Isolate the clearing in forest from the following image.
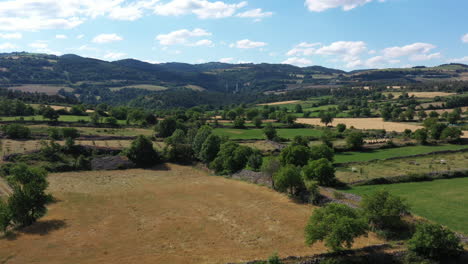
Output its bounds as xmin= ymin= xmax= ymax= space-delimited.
xmin=0 ymin=164 xmax=382 ymax=264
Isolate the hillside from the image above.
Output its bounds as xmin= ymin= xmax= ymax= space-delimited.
xmin=0 ymin=52 xmax=467 ymax=108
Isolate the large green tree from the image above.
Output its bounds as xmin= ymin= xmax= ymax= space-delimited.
xmin=126 ymin=135 xmax=160 ymax=167
xmin=305 ymin=203 xmax=368 ymax=252
xmin=361 ymin=190 xmax=409 ymax=230
xmin=301 ymin=158 xmax=335 ymax=186
xmin=273 ymin=165 xmax=302 ymax=195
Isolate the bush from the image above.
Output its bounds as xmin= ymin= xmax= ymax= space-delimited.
xmin=361 ymin=190 xmax=409 ymax=230
xmin=305 ymin=203 xmax=368 ymax=251
xmin=267 ymin=253 xmax=283 ymax=264
xmin=310 ymin=144 xmax=334 ymax=162
xmin=247 ymin=150 xmax=263 ymax=171
xmin=199 ymin=134 xmax=221 ymax=163
xmin=233 ymin=117 xmax=246 ymax=129
xmin=62 ymin=128 xmax=80 ymax=139
xmin=0 ymin=199 xmax=11 ymax=233
xmin=125 ymin=135 xmax=160 ymax=168
xmin=273 ymin=164 xmax=302 ymax=194
xmin=48 ymin=127 xmax=62 ymax=140
xmin=253 ymin=116 xmax=263 ymax=128
xmin=336 ymin=123 xmax=346 ymax=133
xmin=408 ymin=222 xmax=463 ymax=260
xmin=211 ymin=141 xmax=253 ymax=175
xmin=2 ymin=124 xmax=31 ymax=139
xmin=414 ymin=129 xmax=428 ymax=145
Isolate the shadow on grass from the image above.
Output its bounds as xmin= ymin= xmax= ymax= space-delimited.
xmin=21 ymin=219 xmax=67 ymax=236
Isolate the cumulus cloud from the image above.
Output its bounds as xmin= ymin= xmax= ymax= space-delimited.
xmin=92 ymin=33 xmax=123 ymax=44
xmin=462 ymin=33 xmax=468 ymax=43
xmin=0 ymin=32 xmax=22 ymax=39
xmin=29 ymin=41 xmax=48 ymax=49
xmin=282 ymin=57 xmax=312 ymax=67
xmin=156 ymin=28 xmax=212 ymax=46
xmin=0 ymin=0 xmax=160 ymax=31
xmin=230 ymin=39 xmax=267 ymax=49
xmin=382 ymin=43 xmax=440 ymax=61
xmin=236 ymin=8 xmax=273 ymax=20
xmin=449 ymin=56 xmax=468 ymax=64
xmin=305 ymin=0 xmax=386 ymax=12
xmin=0 ymin=42 xmax=17 ymax=50
xmin=153 ymin=0 xmax=247 ymax=19
xmin=103 ymin=52 xmax=127 ymax=60
xmin=286 ymin=42 xmax=321 ymax=56
xmin=189 ymin=39 xmax=214 ymax=47
xmin=315 ymin=41 xmax=367 ymax=57
xmin=55 ymin=34 xmax=67 ymax=39
xmin=219 ymin=57 xmax=234 ymax=63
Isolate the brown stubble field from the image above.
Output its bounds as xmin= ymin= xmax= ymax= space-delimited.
xmin=0 ymin=164 xmax=383 ymax=264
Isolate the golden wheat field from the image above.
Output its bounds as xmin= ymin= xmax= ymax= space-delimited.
xmin=296 ymin=118 xmax=423 ymax=133
xmin=0 ymin=164 xmax=383 ymax=264
xmin=257 ymin=100 xmax=301 ymax=106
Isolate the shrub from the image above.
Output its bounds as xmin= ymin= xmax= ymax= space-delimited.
xmin=48 ymin=127 xmax=62 ymax=140
xmin=0 ymin=199 xmax=11 ymax=233
xmin=310 ymin=144 xmax=334 ymax=162
xmin=414 ymin=129 xmax=428 ymax=145
xmin=440 ymin=127 xmax=462 ymax=142
xmin=155 ymin=117 xmax=178 ymax=138
xmin=126 ymin=135 xmax=160 ymax=168
xmin=247 ymin=150 xmax=263 ymax=171
xmin=291 ymin=135 xmax=309 ymax=147
xmin=305 ymin=203 xmax=368 ymax=251
xmin=233 ymin=117 xmax=246 ymax=129
xmin=62 ymin=128 xmax=80 ymax=139
xmin=253 ymin=116 xmax=263 ymax=128
xmin=2 ymin=124 xmax=31 ymax=139
xmin=267 ymin=253 xmax=283 ymax=264
xmin=336 ymin=123 xmax=346 ymax=133
xmin=211 ymin=141 xmax=253 ymax=174
xmin=408 ymin=222 xmax=463 ymax=260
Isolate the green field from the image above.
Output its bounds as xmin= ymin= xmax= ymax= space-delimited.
xmin=213 ymin=128 xmax=323 ymax=140
xmin=336 ymin=152 xmax=468 ymax=183
xmin=335 ymin=144 xmax=468 ymax=163
xmin=346 ymin=177 xmax=468 ymax=234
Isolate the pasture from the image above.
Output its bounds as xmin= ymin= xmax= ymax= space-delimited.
xmin=257 ymin=100 xmax=301 ymax=106
xmin=347 ymin=177 xmax=468 ymax=234
xmin=336 ymin=152 xmax=468 ymax=183
xmin=0 ymin=165 xmax=383 ymax=264
xmin=335 ymin=144 xmax=468 ymax=164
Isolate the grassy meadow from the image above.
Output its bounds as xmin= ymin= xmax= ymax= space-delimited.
xmin=346 ymin=177 xmax=468 ymax=234
xmin=213 ymin=128 xmax=323 ymax=140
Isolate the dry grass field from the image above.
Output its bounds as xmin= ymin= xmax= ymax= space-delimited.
xmin=296 ymin=118 xmax=423 ymax=133
xmin=424 ymin=107 xmax=468 ymax=114
xmin=385 ymin=92 xmax=456 ymax=98
xmin=257 ymin=100 xmax=301 ymax=106
xmin=7 ymin=85 xmax=73 ymax=95
xmin=0 ymin=165 xmax=383 ymax=264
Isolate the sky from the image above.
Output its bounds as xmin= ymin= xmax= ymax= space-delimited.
xmin=0 ymin=0 xmax=467 ymax=70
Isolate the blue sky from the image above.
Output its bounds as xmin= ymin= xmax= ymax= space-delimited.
xmin=0 ymin=0 xmax=467 ymax=70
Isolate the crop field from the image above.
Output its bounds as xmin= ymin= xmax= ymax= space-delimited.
xmin=336 ymin=152 xmax=468 ymax=183
xmin=296 ymin=118 xmax=422 ymax=133
xmin=213 ymin=128 xmax=323 ymax=140
xmin=0 ymin=165 xmax=383 ymax=264
xmin=7 ymin=84 xmax=73 ymax=95
xmin=384 ymin=92 xmax=456 ymax=98
xmin=346 ymin=177 xmax=468 ymax=234
xmin=424 ymin=106 xmax=468 ymax=114
xmin=335 ymin=144 xmax=468 ymax=163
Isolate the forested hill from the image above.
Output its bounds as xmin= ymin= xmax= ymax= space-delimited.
xmin=0 ymin=52 xmax=467 ymax=108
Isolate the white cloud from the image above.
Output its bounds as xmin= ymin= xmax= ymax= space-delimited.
xmin=92 ymin=33 xmax=123 ymax=44
xmin=305 ymin=0 xmax=385 ymax=12
xmin=410 ymin=52 xmax=442 ymax=61
xmin=103 ymin=52 xmax=127 ymax=60
xmin=219 ymin=57 xmax=234 ymax=63
xmin=462 ymin=34 xmax=468 ymax=44
xmin=286 ymin=42 xmax=321 ymax=56
xmin=76 ymin=34 xmax=85 ymax=39
xmin=316 ymin=41 xmax=367 ymax=57
xmin=236 ymin=8 xmax=273 ymax=19
xmin=0 ymin=32 xmax=22 ymax=39
xmin=156 ymin=28 xmax=211 ymax=46
xmin=29 ymin=41 xmax=48 ymax=49
xmin=189 ymin=39 xmax=214 ymax=47
xmin=0 ymin=0 xmax=160 ymax=31
xmin=56 ymin=34 xmax=67 ymax=39
xmin=449 ymin=56 xmax=468 ymax=64
xmin=382 ymin=43 xmax=435 ymax=58
xmin=153 ymin=0 xmax=247 ymax=19
xmin=230 ymin=39 xmax=267 ymax=49
xmin=282 ymin=57 xmax=312 ymax=67
xmin=0 ymin=42 xmax=17 ymax=50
